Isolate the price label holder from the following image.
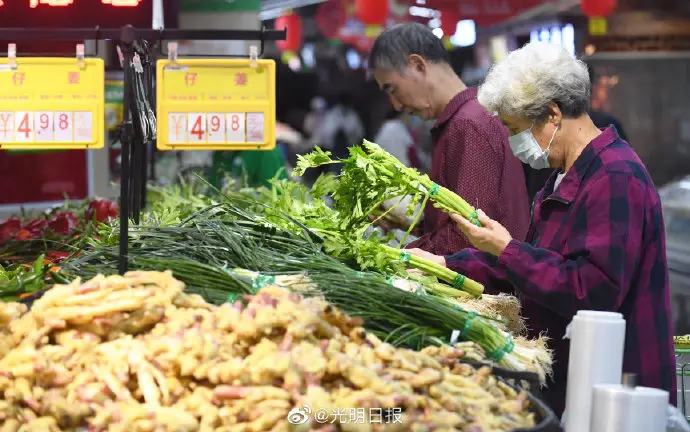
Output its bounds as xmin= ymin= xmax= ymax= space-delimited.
xmin=0 ymin=46 xmax=105 ymax=150
xmin=156 ymin=52 xmax=276 ymax=151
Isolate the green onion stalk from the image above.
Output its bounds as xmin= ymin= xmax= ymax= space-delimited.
xmin=233 ymin=178 xmax=485 ymax=297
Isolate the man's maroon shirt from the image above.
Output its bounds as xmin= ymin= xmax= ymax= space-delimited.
xmin=408 ymin=88 xmax=530 ymax=255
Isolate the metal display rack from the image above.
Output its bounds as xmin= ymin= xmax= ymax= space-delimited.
xmin=677 ymin=346 xmax=690 ymax=421
xmin=0 ymin=25 xmax=287 ymax=275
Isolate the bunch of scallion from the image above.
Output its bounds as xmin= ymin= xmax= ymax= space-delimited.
xmin=227 ymin=177 xmax=483 ymax=297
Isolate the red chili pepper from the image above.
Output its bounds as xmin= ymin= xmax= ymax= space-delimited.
xmin=45 ymin=250 xmax=71 ymax=263
xmin=15 ymin=229 xmax=34 ymax=241
xmin=86 ymin=199 xmax=119 ymax=223
xmin=24 ymin=219 xmax=48 ymax=236
xmin=0 ymin=217 xmax=22 ymax=242
xmin=47 ymin=211 xmax=79 ymax=236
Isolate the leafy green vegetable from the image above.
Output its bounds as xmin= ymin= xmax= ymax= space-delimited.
xmin=295 ymin=140 xmax=484 ymax=234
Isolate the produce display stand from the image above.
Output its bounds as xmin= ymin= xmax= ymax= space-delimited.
xmin=676 ymin=340 xmax=690 ymax=421
xmin=0 ymin=25 xmax=286 ymax=275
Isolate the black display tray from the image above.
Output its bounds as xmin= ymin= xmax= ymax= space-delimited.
xmin=460 ymin=359 xmax=563 ymax=432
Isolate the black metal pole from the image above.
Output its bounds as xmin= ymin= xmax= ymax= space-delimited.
xmin=0 ymin=27 xmax=287 ymax=42
xmin=141 ymin=49 xmax=154 ymax=208
xmin=117 ymin=26 xmax=136 ymax=275
xmin=149 ymin=54 xmax=157 ymax=182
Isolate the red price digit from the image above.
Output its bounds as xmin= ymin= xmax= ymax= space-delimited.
xmin=210 ymin=115 xmax=221 ymax=132
xmin=190 ymin=116 xmax=204 ymax=140
xmin=58 ymin=113 xmax=69 ymax=130
xmin=17 ymin=113 xmax=31 ymax=138
xmin=39 ymin=113 xmax=50 ymax=129
xmin=230 ymin=115 xmax=240 ymax=132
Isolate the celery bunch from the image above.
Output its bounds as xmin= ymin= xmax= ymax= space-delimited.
xmin=294 ymin=140 xmax=483 ymax=236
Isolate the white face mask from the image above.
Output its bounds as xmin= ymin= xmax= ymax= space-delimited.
xmin=509 ymin=122 xmax=560 ymax=170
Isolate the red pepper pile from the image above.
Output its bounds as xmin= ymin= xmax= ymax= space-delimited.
xmin=0 ymin=199 xmax=118 ymax=244
xmin=86 ymin=199 xmax=119 ymax=224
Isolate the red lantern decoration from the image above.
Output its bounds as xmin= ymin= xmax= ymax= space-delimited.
xmin=355 ymin=0 xmax=388 ymax=25
xmin=440 ymin=9 xmax=461 ymax=37
xmin=274 ymin=12 xmax=302 ymax=52
xmin=580 ymin=0 xmax=617 ymax=17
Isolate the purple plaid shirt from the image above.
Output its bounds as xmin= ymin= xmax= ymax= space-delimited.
xmin=445 ymin=127 xmax=676 ymax=415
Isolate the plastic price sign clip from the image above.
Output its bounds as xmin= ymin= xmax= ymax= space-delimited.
xmin=0 ymin=56 xmax=105 ymax=150
xmin=165 ymin=42 xmax=185 ymax=71
xmin=168 ymin=42 xmax=178 ymax=64
xmin=76 ymin=44 xmax=85 ymax=69
xmin=249 ymin=45 xmax=258 ymax=69
xmin=156 ymin=57 xmax=276 ymax=152
xmin=7 ymin=44 xmax=17 ymax=70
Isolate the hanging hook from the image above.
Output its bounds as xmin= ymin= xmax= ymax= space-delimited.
xmin=116 ymin=45 xmax=125 ymax=68
xmin=8 ymin=43 xmax=17 ymax=70
xmin=76 ymin=43 xmax=86 ymax=69
xmin=133 ymin=52 xmax=144 ymax=74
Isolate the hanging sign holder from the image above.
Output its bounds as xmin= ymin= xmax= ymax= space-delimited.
xmin=0 ymin=25 xmax=287 ymax=275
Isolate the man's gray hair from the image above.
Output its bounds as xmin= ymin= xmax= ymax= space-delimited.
xmin=478 ymin=42 xmax=591 ymax=120
xmin=369 ymin=22 xmax=449 ymax=73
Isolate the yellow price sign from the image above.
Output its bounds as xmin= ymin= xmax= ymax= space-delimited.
xmin=156 ymin=58 xmax=276 ymax=151
xmin=0 ymin=57 xmax=105 ymax=150
xmin=675 ymin=335 xmax=690 ymax=347
xmin=588 ymin=17 xmax=608 ymax=36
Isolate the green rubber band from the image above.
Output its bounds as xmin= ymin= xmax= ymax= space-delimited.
xmin=453 ymin=274 xmax=466 ymax=288
xmin=429 ymin=183 xmax=440 ymax=196
xmin=226 ymin=292 xmax=238 ymax=303
xmin=488 ymin=335 xmax=516 ymax=362
xmin=460 ymin=311 xmax=477 ymax=337
xmin=386 ymin=276 xmax=394 ymax=285
xmin=356 ymin=271 xmax=365 ymax=278
xmin=399 ymin=251 xmax=411 ymax=263
xmin=252 ymin=274 xmax=276 ymax=292
xmin=415 ymin=286 xmax=425 ymax=296
xmin=469 ymin=210 xmax=481 ymax=227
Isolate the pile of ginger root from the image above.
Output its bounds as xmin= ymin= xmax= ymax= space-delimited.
xmin=0 ymin=270 xmax=537 ymax=432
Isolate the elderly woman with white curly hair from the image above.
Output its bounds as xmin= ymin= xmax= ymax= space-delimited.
xmin=407 ymin=42 xmax=676 ymax=415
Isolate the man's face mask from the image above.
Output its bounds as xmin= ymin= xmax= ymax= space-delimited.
xmin=509 ymin=122 xmax=560 ymax=170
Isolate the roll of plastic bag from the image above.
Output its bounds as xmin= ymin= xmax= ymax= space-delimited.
xmin=591 ymin=385 xmax=670 ymax=432
xmin=562 ymin=311 xmax=626 ymax=432
xmin=630 ymin=387 xmax=668 ymax=432
xmin=667 ymin=404 xmax=690 ymax=432
xmin=590 ymin=384 xmax=633 ymax=432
